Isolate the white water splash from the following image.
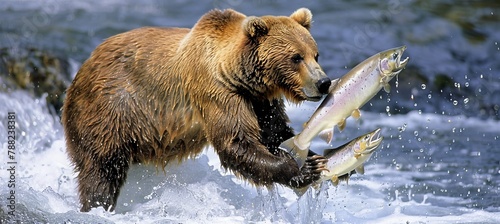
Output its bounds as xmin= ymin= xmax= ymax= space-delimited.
xmin=1 ymin=91 xmax=499 ymax=223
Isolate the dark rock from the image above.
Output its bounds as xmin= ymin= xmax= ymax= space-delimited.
xmin=0 ymin=47 xmax=73 ymax=114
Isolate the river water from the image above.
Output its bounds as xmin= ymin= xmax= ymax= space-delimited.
xmin=0 ymin=0 xmax=499 ymax=223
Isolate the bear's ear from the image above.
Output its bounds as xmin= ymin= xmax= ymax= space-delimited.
xmin=290 ymin=8 xmax=312 ymax=30
xmin=243 ymin=16 xmax=269 ymax=39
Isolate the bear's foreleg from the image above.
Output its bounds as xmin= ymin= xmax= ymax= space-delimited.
xmin=214 ymin=138 xmax=326 ymax=188
xmin=252 ymin=99 xmax=329 ymax=187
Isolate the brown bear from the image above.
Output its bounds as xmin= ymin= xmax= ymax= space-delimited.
xmin=62 ymin=8 xmax=332 ymax=212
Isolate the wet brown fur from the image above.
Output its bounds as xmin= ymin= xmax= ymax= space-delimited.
xmin=62 ymin=8 xmax=327 ymax=212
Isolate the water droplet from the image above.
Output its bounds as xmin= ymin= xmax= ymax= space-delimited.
xmin=428 ymin=94 xmax=432 ymax=99
xmin=421 ymin=84 xmax=426 ymax=89
xmin=414 ymin=131 xmax=419 ymax=136
xmin=454 ymin=82 xmax=461 ymax=88
xmin=453 ymin=100 xmax=458 ymax=106
xmin=465 ymin=82 xmax=469 ymax=87
xmin=386 ymin=106 xmax=390 ymax=112
xmin=463 ymin=98 xmax=469 ymax=104
xmin=398 ymin=123 xmax=407 ymax=132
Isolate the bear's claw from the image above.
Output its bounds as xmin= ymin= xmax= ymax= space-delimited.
xmin=304 ymin=155 xmax=329 ymax=173
xmin=289 ymin=154 xmax=328 ymax=188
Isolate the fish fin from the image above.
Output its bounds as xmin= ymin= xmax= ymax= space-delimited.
xmin=337 ymin=118 xmax=346 ymax=132
xmin=355 ymin=165 xmax=365 ymax=175
xmin=354 ymin=152 xmax=361 ymax=159
xmin=279 ymin=137 xmax=308 ymax=168
xmin=384 ymin=83 xmax=391 ymax=93
xmin=351 ymin=109 xmax=361 ymax=119
xmin=331 ymin=176 xmax=339 ymax=186
xmin=293 ymin=186 xmax=309 ymax=197
xmin=319 ymin=129 xmax=334 ymax=144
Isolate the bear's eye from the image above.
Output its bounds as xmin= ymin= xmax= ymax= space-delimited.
xmin=291 ymin=54 xmax=303 ymax=64
xmin=314 ymin=53 xmax=319 ymax=62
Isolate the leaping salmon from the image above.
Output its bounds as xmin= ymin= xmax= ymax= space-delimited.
xmin=280 ymin=46 xmax=409 ymax=167
xmin=320 ymin=128 xmax=383 ymax=185
xmin=294 ymin=128 xmax=383 ymax=196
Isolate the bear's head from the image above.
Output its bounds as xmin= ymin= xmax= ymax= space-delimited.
xmin=241 ymin=8 xmax=331 ymax=103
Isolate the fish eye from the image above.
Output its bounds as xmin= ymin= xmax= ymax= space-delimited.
xmin=364 ymin=134 xmax=370 ymax=141
xmin=314 ymin=53 xmax=319 ymax=62
xmin=392 ymin=52 xmax=399 ymax=60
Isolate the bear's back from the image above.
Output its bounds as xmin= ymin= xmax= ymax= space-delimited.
xmin=63 ymin=26 xmax=207 ymax=165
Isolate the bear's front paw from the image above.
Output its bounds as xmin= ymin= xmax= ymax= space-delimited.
xmin=302 ymin=154 xmax=329 ymax=177
xmin=289 ymin=155 xmax=328 ymax=188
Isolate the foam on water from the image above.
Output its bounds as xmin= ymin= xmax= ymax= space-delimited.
xmin=1 ymin=91 xmax=499 ymax=223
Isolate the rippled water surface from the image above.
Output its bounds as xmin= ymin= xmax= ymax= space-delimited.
xmin=1 ymin=1 xmax=499 ymax=223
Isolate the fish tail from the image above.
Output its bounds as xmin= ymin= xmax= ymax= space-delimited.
xmin=279 ymin=137 xmax=308 ymax=168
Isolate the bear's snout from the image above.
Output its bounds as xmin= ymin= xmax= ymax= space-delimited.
xmin=300 ymin=64 xmax=330 ymax=101
xmin=316 ymin=77 xmax=331 ymax=95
